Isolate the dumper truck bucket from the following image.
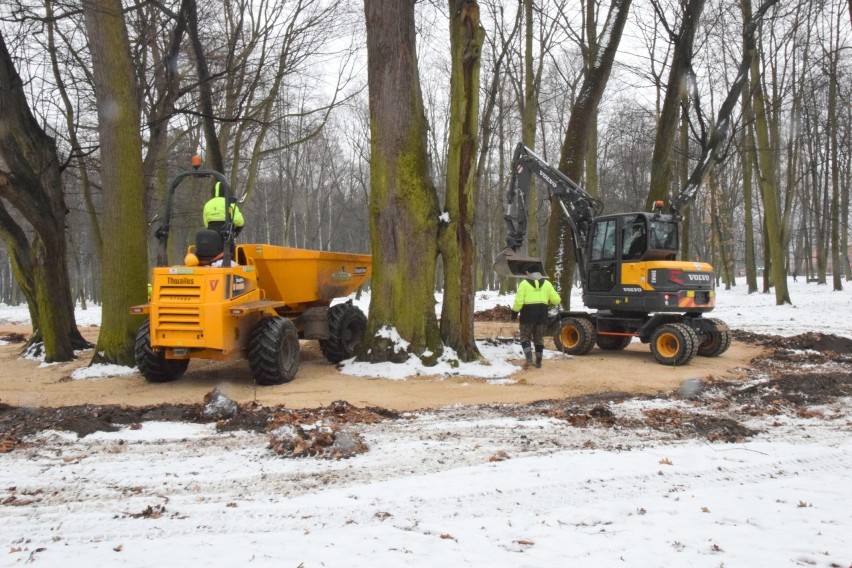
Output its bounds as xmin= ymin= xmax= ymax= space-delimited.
xmin=493 ymin=248 xmax=546 ymax=278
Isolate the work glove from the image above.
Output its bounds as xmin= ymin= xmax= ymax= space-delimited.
xmin=510 ymin=310 xmax=518 ymax=322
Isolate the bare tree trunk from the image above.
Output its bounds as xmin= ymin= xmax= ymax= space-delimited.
xmin=439 ymin=0 xmax=484 ymax=362
xmin=476 ymin=3 xmax=519 ymax=293
xmin=843 ymin=102 xmax=851 ymax=281
xmin=546 ymin=0 xmax=632 ymax=306
xmin=679 ymin=101 xmax=691 ymax=260
xmin=741 ymin=90 xmax=759 ymax=293
xmin=360 ymin=0 xmax=442 ymax=363
xmin=827 ymin=16 xmax=843 ymax=291
xmin=0 ymin=31 xmax=89 ymax=361
xmin=646 ymin=0 xmax=706 ymax=209
xmin=185 ymin=0 xmax=224 ymax=172
xmin=45 ymin=0 xmax=103 ymax=261
xmin=521 ymin=0 xmax=539 ymax=256
xmin=742 ymin=0 xmax=790 ymax=304
xmin=82 ymin=0 xmax=150 ymax=364
xmin=712 ymin=169 xmax=736 ymax=288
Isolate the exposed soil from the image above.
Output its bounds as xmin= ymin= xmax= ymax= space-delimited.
xmin=1 ymin=320 xmax=850 ymax=454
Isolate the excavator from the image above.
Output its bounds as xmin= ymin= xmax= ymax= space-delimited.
xmin=495 ymin=142 xmax=730 ymax=366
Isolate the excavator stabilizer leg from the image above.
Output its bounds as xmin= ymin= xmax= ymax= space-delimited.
xmin=493 ymin=248 xmax=546 ymax=278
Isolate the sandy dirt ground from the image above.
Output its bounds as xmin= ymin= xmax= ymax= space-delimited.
xmin=0 ymin=322 xmax=763 ymax=411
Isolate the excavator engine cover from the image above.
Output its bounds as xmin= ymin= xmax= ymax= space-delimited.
xmin=494 ymin=248 xmax=546 ymax=278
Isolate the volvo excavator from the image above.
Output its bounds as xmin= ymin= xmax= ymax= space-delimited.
xmin=495 ymin=142 xmax=731 ymax=366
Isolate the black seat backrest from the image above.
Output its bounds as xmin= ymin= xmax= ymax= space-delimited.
xmin=195 ymin=229 xmax=223 ymax=262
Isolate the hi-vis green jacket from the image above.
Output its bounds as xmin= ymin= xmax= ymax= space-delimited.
xmin=203 ymin=182 xmax=244 ymax=228
xmin=512 ymin=277 xmax=561 ymax=324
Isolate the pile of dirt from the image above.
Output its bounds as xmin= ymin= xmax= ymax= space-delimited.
xmin=0 ymin=333 xmax=26 ymax=344
xmin=641 ymin=408 xmax=757 ymax=442
xmin=732 ymin=330 xmax=852 ymax=354
xmin=0 ymin=396 xmax=398 ymax=443
xmin=731 ymin=370 xmax=852 ymax=407
xmin=529 ymin=392 xmax=759 ymax=444
xmin=474 ymin=305 xmax=513 ymax=322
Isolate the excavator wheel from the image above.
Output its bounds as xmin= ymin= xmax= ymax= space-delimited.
xmin=248 ymin=317 xmax=300 ymax=385
xmin=596 ymin=334 xmax=632 ymax=351
xmin=553 ymin=316 xmax=596 ymax=355
xmin=320 ymin=302 xmax=367 ymax=364
xmin=134 ymin=320 xmax=189 ymax=383
xmin=696 ymin=318 xmax=732 ymax=357
xmin=650 ymin=323 xmax=699 ymax=366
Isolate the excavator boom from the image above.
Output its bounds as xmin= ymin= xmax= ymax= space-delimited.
xmin=495 ymin=143 xmax=602 ymax=278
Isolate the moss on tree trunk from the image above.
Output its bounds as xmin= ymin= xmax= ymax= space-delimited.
xmin=0 ymin=33 xmax=89 ymax=362
xmin=742 ymin=0 xmax=790 ymax=305
xmin=83 ymin=0 xmax=150 ymax=365
xmin=439 ymin=0 xmax=484 ymax=362
xmin=545 ymin=0 xmax=632 ymax=306
xmin=360 ymin=0 xmax=442 ymax=363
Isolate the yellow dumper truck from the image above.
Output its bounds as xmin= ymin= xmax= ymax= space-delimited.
xmin=131 ymin=162 xmax=371 ymax=385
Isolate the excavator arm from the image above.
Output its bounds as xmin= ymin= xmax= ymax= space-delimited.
xmin=495 ymin=142 xmax=603 ymax=278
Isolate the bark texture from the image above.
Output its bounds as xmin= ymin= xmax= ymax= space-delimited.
xmin=646 ymin=0 xmax=706 ymax=210
xmin=360 ymin=0 xmax=442 ymax=362
xmin=741 ymin=0 xmax=790 ymax=304
xmin=82 ymin=0 xmax=150 ymax=364
xmin=546 ymin=0 xmax=632 ymax=306
xmin=439 ymin=0 xmax=484 ymax=362
xmin=0 ymin=31 xmax=89 ymax=361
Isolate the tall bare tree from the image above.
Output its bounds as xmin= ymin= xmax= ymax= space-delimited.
xmin=826 ymin=6 xmax=844 ymax=291
xmin=439 ymin=0 xmax=485 ymax=361
xmin=514 ymin=0 xmax=559 ymax=256
xmin=545 ymin=0 xmax=632 ymax=305
xmin=82 ymin=0 xmax=149 ymax=364
xmin=360 ymin=0 xmax=442 ymax=363
xmin=742 ymin=0 xmax=790 ymax=305
xmin=0 ymin=30 xmax=89 ymax=361
xmin=740 ymin=88 xmax=759 ymax=293
xmin=646 ymin=0 xmax=707 ymax=210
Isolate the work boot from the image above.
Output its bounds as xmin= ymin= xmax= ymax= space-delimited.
xmin=535 ymin=346 xmax=543 ymax=368
xmin=522 ymin=345 xmax=533 ymax=368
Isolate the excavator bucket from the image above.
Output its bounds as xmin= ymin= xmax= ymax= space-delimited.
xmin=494 ymin=248 xmax=546 ymax=278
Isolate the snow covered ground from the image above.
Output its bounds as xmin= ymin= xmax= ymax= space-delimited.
xmin=0 ymin=279 xmax=851 ymax=566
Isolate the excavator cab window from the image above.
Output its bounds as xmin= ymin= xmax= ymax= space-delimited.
xmin=650 ymin=220 xmax=678 ymax=251
xmin=621 ymin=215 xmax=647 ymax=261
xmin=588 ymin=218 xmax=617 ymax=291
xmin=590 ymin=218 xmax=617 ymax=262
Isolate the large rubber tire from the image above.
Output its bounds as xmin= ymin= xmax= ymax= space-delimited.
xmin=134 ymin=320 xmax=189 ymax=383
xmin=248 ymin=317 xmax=300 ymax=386
xmin=596 ymin=334 xmax=632 ymax=351
xmin=319 ymin=303 xmax=367 ymax=364
xmin=552 ymin=317 xmax=596 ymax=355
xmin=650 ymin=323 xmax=699 ymax=366
xmin=696 ymin=318 xmax=732 ymax=357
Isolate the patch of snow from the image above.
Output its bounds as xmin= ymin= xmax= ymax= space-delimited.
xmin=375 ymin=325 xmax=410 ymax=353
xmin=70 ymin=364 xmax=137 ymax=381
